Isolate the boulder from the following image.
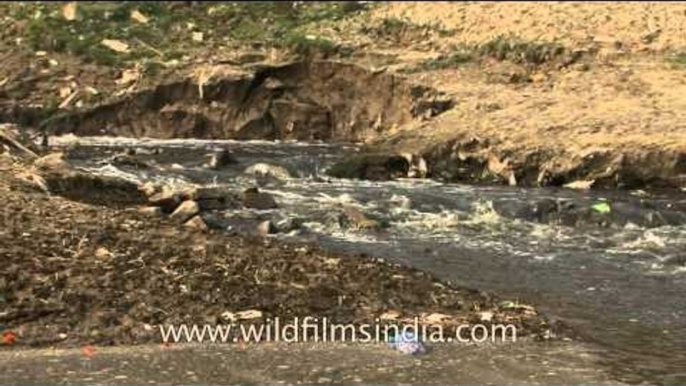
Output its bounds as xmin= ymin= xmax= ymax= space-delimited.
xmin=340 ymin=206 xmax=382 ymax=230
xmin=184 ymin=215 xmax=209 ymax=231
xmin=244 ymin=163 xmax=292 ymax=180
xmin=275 ymin=217 xmax=305 ymax=233
xmin=148 ymin=188 xmax=184 ymax=213
xmin=33 ymin=152 xmax=68 ymax=170
xmin=328 ymin=154 xmax=410 ymax=180
xmin=404 ymin=154 xmax=428 ymax=178
xmin=108 ymin=153 xmax=150 ymax=169
xmin=139 ymin=182 xmax=161 ymax=197
xmin=205 ymin=149 xmax=238 ymax=169
xmin=186 ymin=186 xmax=241 ymax=211
xmin=241 ymin=187 xmax=278 ymax=209
xmin=41 ymin=168 xmax=147 ymax=207
xmin=256 ymin=220 xmax=278 ymax=236
xmin=170 ymin=200 xmax=200 ymax=223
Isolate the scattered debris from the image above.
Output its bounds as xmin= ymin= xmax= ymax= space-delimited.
xmin=101 ymin=39 xmax=130 ymax=53
xmin=564 ymin=180 xmax=595 ymax=190
xmin=61 ymin=2 xmax=77 ymax=21
xmin=58 ymin=89 xmax=80 ymax=109
xmin=184 ymin=215 xmax=208 ymax=231
xmin=591 ymin=201 xmax=612 ymax=214
xmin=0 ymin=126 xmax=38 ymax=160
xmin=2 ymin=330 xmax=16 ymax=346
xmin=116 ymin=68 xmax=140 ymax=86
xmin=170 ymin=200 xmax=200 ymax=223
xmin=389 ymin=331 xmax=426 ymax=355
xmin=130 ymin=9 xmax=149 ymax=24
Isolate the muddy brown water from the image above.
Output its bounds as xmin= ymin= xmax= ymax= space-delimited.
xmin=44 ymin=136 xmax=686 ymax=384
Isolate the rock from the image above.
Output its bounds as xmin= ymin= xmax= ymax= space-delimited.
xmin=564 ymin=179 xmax=595 ymax=190
xmin=188 ymin=186 xmax=237 ymax=201
xmin=95 ymin=247 xmax=112 ymax=259
xmin=275 ymin=217 xmax=304 ymax=233
xmin=139 ymin=182 xmax=160 ymax=197
xmin=33 ymin=152 xmax=67 ymax=170
xmin=186 ymin=186 xmax=241 ymax=211
xmin=403 ymin=154 xmax=428 ymax=178
xmin=241 ymin=187 xmax=278 ymax=209
xmin=14 ymin=170 xmax=49 ymax=192
xmin=205 ymin=149 xmax=238 ymax=169
xmin=138 ymin=206 xmax=162 ymax=216
xmin=379 ymin=311 xmax=401 ymax=320
xmin=340 ymin=206 xmax=382 ymax=230
xmin=328 ymin=154 xmax=410 ymax=180
xmin=41 ymin=168 xmax=147 ymax=207
xmin=257 ymin=220 xmax=278 ymax=236
xmin=108 ymin=153 xmax=149 ymax=169
xmin=244 ymin=163 xmax=292 ymax=180
xmin=422 ymin=312 xmax=451 ymax=324
xmin=184 ymin=215 xmax=208 ymax=231
xmin=170 ymin=200 xmax=200 ymax=223
xmin=148 ymin=188 xmax=184 ymax=213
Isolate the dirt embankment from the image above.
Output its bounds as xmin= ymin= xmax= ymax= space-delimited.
xmin=40 ymin=61 xmax=452 ymax=142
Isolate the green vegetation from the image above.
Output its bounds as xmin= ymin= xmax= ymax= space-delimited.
xmin=401 ymin=36 xmax=577 ymax=73
xmin=361 ymin=17 xmax=455 ymax=42
xmin=403 ymin=52 xmax=473 ymax=73
xmin=3 ymin=2 xmax=367 ymax=66
xmin=478 ymin=35 xmax=568 ymax=65
xmin=667 ymin=51 xmax=686 ymax=68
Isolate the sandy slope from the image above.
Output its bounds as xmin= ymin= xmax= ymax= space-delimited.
xmin=373 ymin=2 xmax=686 ymax=52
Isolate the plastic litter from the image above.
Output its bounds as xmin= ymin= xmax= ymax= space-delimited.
xmin=388 ymin=330 xmax=426 ymax=355
xmin=591 ymin=202 xmax=611 ymax=214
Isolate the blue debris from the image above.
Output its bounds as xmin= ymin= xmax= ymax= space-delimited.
xmin=388 ymin=331 xmax=426 ymax=355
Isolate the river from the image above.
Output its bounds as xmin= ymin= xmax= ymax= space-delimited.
xmin=53 ymin=136 xmax=686 ymax=384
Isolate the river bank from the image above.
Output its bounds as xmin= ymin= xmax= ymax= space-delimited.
xmin=0 ymin=151 xmax=554 ymax=348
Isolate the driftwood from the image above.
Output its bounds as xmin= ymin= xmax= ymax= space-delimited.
xmin=0 ymin=125 xmax=38 ymax=159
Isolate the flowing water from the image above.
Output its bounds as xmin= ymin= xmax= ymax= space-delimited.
xmin=54 ymin=137 xmax=686 ymax=384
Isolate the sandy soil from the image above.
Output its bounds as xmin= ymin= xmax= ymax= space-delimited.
xmin=373 ymin=2 xmax=686 ymax=52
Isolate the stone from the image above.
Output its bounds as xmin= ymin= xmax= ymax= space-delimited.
xmin=275 ymin=217 xmax=304 ymax=233
xmin=109 ymin=153 xmax=149 ymax=169
xmin=139 ymin=182 xmax=160 ymax=197
xmin=205 ymin=149 xmax=238 ymax=169
xmin=328 ymin=154 xmax=410 ymax=181
xmin=41 ymin=168 xmax=147 ymax=207
xmin=187 ymin=186 xmax=241 ymax=211
xmin=241 ymin=187 xmax=278 ymax=209
xmin=184 ymin=215 xmax=208 ymax=231
xmin=244 ymin=163 xmax=292 ymax=180
xmin=256 ymin=220 xmax=278 ymax=236
xmin=340 ymin=206 xmax=381 ymax=230
xmin=33 ymin=152 xmax=67 ymax=170
xmin=170 ymin=200 xmax=200 ymax=223
xmin=138 ymin=206 xmax=163 ymax=216
xmin=148 ymin=188 xmax=184 ymax=213
xmin=564 ymin=179 xmax=595 ymax=190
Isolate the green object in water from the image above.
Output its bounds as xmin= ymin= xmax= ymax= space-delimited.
xmin=592 ymin=202 xmax=611 ymax=214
